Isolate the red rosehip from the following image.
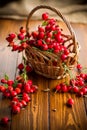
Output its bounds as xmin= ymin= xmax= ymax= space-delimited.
xmin=64 ymin=49 xmax=69 ymax=55
xmin=27 ymin=80 xmax=32 ymax=86
xmin=55 ymin=85 xmax=61 ymax=92
xmin=42 ymin=44 xmax=48 ymax=51
xmin=18 ymin=33 xmax=25 ymax=40
xmin=12 ymin=97 xmax=19 ymax=102
xmin=17 ymin=102 xmax=23 ymax=108
xmin=17 ymin=83 xmax=23 ymax=89
xmin=1 ymin=78 xmax=7 ymax=84
xmin=42 ymin=12 xmax=49 ymax=20
xmin=62 ymin=85 xmax=68 ymax=93
xmin=37 ymin=40 xmax=43 ymax=47
xmin=38 ymin=32 xmax=44 ymax=39
xmin=9 ymin=33 xmax=16 ymax=39
xmin=11 ymin=91 xmax=17 ymax=97
xmin=6 ymin=37 xmax=13 ymax=42
xmin=73 ymin=86 xmax=79 ymax=93
xmin=7 ymin=80 xmax=14 ymax=86
xmin=15 ymin=87 xmax=21 ymax=94
xmin=80 ymin=87 xmax=87 ymax=95
xmin=3 ymin=90 xmax=11 ymax=98
xmin=67 ymin=98 xmax=74 ymax=107
xmin=0 ymin=85 xmax=6 ymax=92
xmin=26 ymin=65 xmax=32 ymax=72
xmin=20 ymin=27 xmax=26 ymax=33
xmin=21 ymin=100 xmax=27 ymax=107
xmin=30 ymin=85 xmax=38 ymax=93
xmin=17 ymin=63 xmax=24 ymax=70
xmin=77 ymin=64 xmax=82 ymax=70
xmin=68 ymin=86 xmax=73 ymax=92
xmin=61 ymin=54 xmax=67 ymax=61
xmin=32 ymin=31 xmax=38 ymax=39
xmin=24 ymin=83 xmax=31 ymax=93
xmin=12 ymin=105 xmax=20 ymax=114
xmin=23 ymin=95 xmax=31 ymax=103
xmin=38 ymin=26 xmax=44 ymax=32
xmin=21 ymin=42 xmax=28 ymax=49
xmin=12 ymin=45 xmax=18 ymax=51
xmin=1 ymin=117 xmax=9 ymax=125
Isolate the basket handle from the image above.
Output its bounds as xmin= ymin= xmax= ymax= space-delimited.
xmin=26 ymin=5 xmax=75 ymax=37
xmin=26 ymin=5 xmax=77 ymax=53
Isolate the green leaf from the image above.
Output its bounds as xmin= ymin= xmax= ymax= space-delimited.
xmin=4 ymin=74 xmax=9 ymax=81
xmin=42 ymin=21 xmax=48 ymax=26
xmin=4 ymin=84 xmax=8 ymax=88
xmin=13 ymin=80 xmax=18 ymax=88
xmin=62 ymin=63 xmax=74 ymax=79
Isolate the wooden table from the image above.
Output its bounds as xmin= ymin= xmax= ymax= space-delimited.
xmin=0 ymin=19 xmax=87 ymax=130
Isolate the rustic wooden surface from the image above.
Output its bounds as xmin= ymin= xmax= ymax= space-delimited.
xmin=0 ymin=19 xmax=87 ymax=130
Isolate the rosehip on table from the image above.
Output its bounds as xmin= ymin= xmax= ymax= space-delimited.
xmin=0 ymin=117 xmax=10 ymax=125
xmin=67 ymin=98 xmax=74 ymax=107
xmin=12 ymin=105 xmax=20 ymax=114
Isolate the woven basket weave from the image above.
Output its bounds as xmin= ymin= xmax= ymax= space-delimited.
xmin=25 ymin=5 xmax=79 ymax=79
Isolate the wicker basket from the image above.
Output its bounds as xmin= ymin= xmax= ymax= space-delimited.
xmin=25 ymin=5 xmax=79 ymax=79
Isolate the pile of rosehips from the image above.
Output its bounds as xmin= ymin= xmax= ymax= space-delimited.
xmin=0 ymin=73 xmax=38 ymax=115
xmin=6 ymin=12 xmax=69 ymax=61
xmin=55 ymin=63 xmax=87 ymax=106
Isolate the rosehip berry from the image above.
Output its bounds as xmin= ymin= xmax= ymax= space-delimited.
xmin=23 ymin=95 xmax=31 ymax=103
xmin=0 ymin=85 xmax=6 ymax=92
xmin=3 ymin=90 xmax=11 ymax=98
xmin=73 ymin=86 xmax=79 ymax=93
xmin=9 ymin=33 xmax=16 ymax=39
xmin=42 ymin=12 xmax=49 ymax=20
xmin=7 ymin=80 xmax=14 ymax=86
xmin=18 ymin=33 xmax=24 ymax=40
xmin=32 ymin=31 xmax=38 ymax=39
xmin=20 ymin=27 xmax=26 ymax=33
xmin=55 ymin=85 xmax=61 ymax=92
xmin=1 ymin=78 xmax=7 ymax=84
xmin=78 ymin=91 xmax=84 ymax=97
xmin=21 ymin=100 xmax=27 ymax=107
xmin=77 ymin=64 xmax=82 ymax=70
xmin=80 ymin=87 xmax=87 ymax=95
xmin=64 ymin=49 xmax=69 ymax=55
xmin=62 ymin=85 xmax=68 ymax=93
xmin=42 ymin=44 xmax=48 ymax=51
xmin=30 ymin=85 xmax=38 ymax=93
xmin=1 ymin=117 xmax=10 ymax=125
xmin=15 ymin=88 xmax=21 ymax=94
xmin=17 ymin=63 xmax=24 ymax=70
xmin=6 ymin=37 xmax=13 ymax=42
xmin=17 ymin=83 xmax=23 ymax=89
xmin=21 ymin=42 xmax=28 ymax=49
xmin=61 ymin=54 xmax=67 ymax=61
xmin=12 ymin=45 xmax=18 ymax=51
xmin=17 ymin=102 xmax=23 ymax=108
xmin=67 ymin=98 xmax=74 ymax=107
xmin=12 ymin=97 xmax=19 ymax=102
xmin=24 ymin=83 xmax=31 ymax=93
xmin=11 ymin=91 xmax=17 ymax=97
xmin=12 ymin=105 xmax=20 ymax=114
xmin=37 ymin=40 xmax=43 ymax=47
xmin=38 ymin=32 xmax=44 ymax=39
xmin=26 ymin=65 xmax=32 ymax=72
xmin=38 ymin=26 xmax=44 ymax=32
